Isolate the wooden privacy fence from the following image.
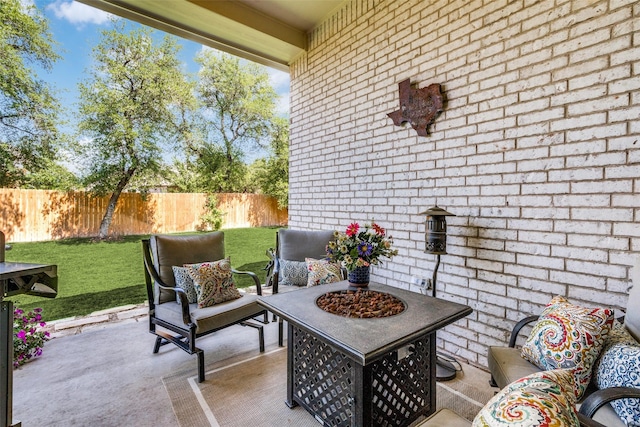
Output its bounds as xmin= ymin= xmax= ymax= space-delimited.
xmin=0 ymin=189 xmax=288 ymax=242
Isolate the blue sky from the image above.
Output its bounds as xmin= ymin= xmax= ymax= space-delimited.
xmin=31 ymin=0 xmax=291 ymax=118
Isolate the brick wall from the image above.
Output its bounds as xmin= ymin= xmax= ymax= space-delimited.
xmin=289 ymin=0 xmax=639 ymax=368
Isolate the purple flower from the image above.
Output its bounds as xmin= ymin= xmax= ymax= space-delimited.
xmin=16 ymin=330 xmax=27 ymax=343
xmin=357 ymin=242 xmax=373 ymax=257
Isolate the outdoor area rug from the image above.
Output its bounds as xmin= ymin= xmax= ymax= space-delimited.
xmin=163 ymin=346 xmax=496 ymax=427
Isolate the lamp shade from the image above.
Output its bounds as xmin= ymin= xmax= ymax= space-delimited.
xmin=420 ymin=206 xmax=455 ymax=255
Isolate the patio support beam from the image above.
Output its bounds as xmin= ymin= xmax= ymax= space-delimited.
xmin=188 ymin=0 xmax=307 ymax=49
xmin=76 ymin=0 xmax=304 ymax=72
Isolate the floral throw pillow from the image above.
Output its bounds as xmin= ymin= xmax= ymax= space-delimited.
xmin=305 ymin=258 xmax=342 ymax=287
xmin=473 ymin=369 xmax=579 ymax=427
xmin=279 ymin=259 xmax=308 ymax=286
xmin=186 ymin=258 xmax=242 ymax=308
xmin=595 ymin=342 xmax=640 ymax=425
xmin=172 ymin=266 xmax=197 ymax=304
xmin=520 ymin=296 xmax=614 ymax=400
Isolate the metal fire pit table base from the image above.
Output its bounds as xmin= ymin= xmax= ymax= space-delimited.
xmin=288 ymin=324 xmax=434 ymax=426
xmin=258 ymin=281 xmax=472 ymax=427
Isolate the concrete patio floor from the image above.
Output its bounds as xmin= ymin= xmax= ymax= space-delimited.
xmin=11 ymin=303 xmax=493 ymax=426
xmin=11 ymin=305 xmax=280 ymax=426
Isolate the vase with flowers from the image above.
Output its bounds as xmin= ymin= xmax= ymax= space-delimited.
xmin=326 ymin=221 xmax=399 ymax=287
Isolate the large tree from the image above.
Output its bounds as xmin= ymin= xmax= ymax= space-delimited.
xmin=0 ymin=0 xmax=61 ymax=187
xmin=190 ymin=52 xmax=278 ymax=192
xmin=249 ymin=116 xmax=289 ymax=208
xmin=76 ymin=21 xmax=194 ymax=238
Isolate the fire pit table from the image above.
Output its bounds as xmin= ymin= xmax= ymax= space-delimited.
xmin=258 ymin=281 xmax=472 ymax=427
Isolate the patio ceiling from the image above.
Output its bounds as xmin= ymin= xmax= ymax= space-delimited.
xmin=77 ymin=0 xmax=347 ymax=72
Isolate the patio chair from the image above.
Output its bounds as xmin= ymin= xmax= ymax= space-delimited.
xmin=142 ymin=232 xmax=268 ymax=382
xmin=265 ymin=228 xmax=338 ymax=345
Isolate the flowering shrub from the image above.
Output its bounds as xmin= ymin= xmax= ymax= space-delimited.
xmin=13 ymin=307 xmax=49 ymax=368
xmin=326 ymin=222 xmax=399 ymax=271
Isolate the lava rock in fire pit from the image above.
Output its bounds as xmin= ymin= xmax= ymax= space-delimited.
xmin=316 ymin=289 xmax=406 ymax=318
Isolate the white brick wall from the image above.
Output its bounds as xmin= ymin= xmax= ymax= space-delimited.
xmin=289 ymin=0 xmax=640 ymax=368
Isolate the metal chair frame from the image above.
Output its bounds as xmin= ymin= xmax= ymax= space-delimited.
xmin=142 ymin=236 xmax=267 ymax=382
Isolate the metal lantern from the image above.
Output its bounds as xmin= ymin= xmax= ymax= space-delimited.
xmin=418 ymin=207 xmax=458 ymax=382
xmin=420 ymin=206 xmax=455 ymax=255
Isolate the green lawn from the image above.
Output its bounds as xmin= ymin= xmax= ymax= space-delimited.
xmin=5 ymin=227 xmax=281 ymax=321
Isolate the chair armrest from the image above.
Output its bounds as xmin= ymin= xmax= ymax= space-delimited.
xmin=232 ymin=268 xmax=262 ymax=295
xmin=265 ymin=251 xmax=281 ymax=293
xmin=508 ymin=315 xmax=539 ymax=347
xmin=174 ymin=287 xmax=189 ymax=306
xmin=578 ymin=387 xmax=640 ymax=419
xmin=264 ymin=248 xmax=278 ymax=288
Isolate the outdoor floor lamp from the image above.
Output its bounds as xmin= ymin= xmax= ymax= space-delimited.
xmin=420 ymin=206 xmax=458 ymax=381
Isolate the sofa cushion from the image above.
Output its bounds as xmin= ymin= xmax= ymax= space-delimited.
xmin=279 ymin=259 xmax=308 ymax=286
xmin=172 ymin=266 xmax=197 ymax=303
xmin=487 ymin=346 xmax=540 ymax=390
xmin=473 ymin=369 xmax=579 ymax=426
xmin=521 ymin=296 xmax=614 ymax=399
xmin=305 ymin=258 xmax=342 ymax=286
xmin=186 ymin=258 xmax=242 ymax=308
xmin=594 ymin=342 xmax=640 ymax=425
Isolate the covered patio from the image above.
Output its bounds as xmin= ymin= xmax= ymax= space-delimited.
xmin=6 ymin=0 xmax=639 ymax=425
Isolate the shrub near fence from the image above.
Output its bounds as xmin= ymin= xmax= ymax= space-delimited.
xmin=0 ymin=189 xmax=288 ymax=242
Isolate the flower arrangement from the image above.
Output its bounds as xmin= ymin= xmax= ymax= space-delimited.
xmin=13 ymin=307 xmax=49 ymax=368
xmin=326 ymin=222 xmax=399 ymax=272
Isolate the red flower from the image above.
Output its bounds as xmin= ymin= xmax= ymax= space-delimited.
xmin=346 ymin=222 xmax=359 ymax=237
xmin=371 ymin=223 xmax=385 ymax=236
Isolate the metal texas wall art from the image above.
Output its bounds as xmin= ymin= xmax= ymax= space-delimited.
xmin=387 ymin=79 xmax=443 ymax=137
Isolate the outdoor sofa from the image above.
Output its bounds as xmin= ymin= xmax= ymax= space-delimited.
xmin=487 ymin=268 xmax=640 ymax=427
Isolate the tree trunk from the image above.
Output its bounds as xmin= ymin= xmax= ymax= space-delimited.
xmin=98 ymin=168 xmax=135 ymax=239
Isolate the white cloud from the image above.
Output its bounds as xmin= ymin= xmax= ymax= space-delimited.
xmin=47 ymin=1 xmax=112 ymax=26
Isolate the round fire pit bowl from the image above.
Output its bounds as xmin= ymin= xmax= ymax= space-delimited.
xmin=316 ymin=289 xmax=406 ymax=318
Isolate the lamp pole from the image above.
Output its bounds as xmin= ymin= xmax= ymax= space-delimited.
xmin=419 ymin=206 xmax=458 ymax=381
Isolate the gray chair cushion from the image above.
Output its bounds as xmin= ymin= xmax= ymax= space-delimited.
xmin=278 ymin=229 xmax=335 ymax=261
xmin=150 ymin=232 xmax=225 ymax=303
xmin=155 ymin=293 xmax=262 ymax=334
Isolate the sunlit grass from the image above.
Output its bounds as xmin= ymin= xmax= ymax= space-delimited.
xmin=5 ymin=227 xmax=281 ymax=321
